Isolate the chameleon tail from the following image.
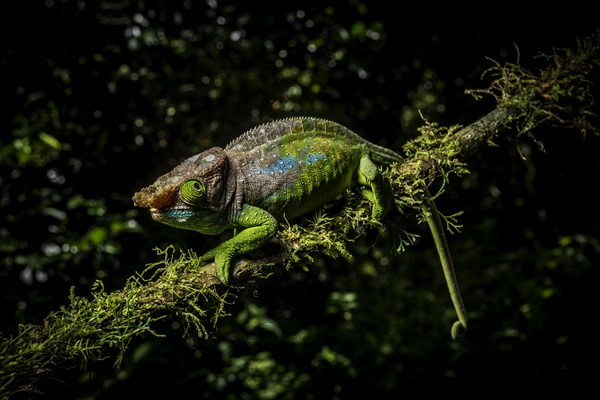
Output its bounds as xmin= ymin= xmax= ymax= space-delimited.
xmin=367 ymin=135 xmax=467 ymax=337
xmin=421 ymin=197 xmax=468 ymax=339
xmin=368 ymin=140 xmax=467 ymax=337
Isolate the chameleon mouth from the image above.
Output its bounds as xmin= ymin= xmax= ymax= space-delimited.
xmin=149 ymin=208 xmax=164 ymax=222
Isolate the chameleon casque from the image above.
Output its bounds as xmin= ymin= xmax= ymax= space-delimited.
xmin=133 ymin=117 xmax=467 ymax=338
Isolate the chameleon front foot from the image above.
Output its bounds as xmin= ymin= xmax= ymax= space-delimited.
xmin=214 ymin=253 xmax=232 ymax=285
xmin=199 ymin=250 xmax=231 ymax=285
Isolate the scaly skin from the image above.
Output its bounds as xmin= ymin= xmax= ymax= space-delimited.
xmin=133 ymin=117 xmax=467 ymax=338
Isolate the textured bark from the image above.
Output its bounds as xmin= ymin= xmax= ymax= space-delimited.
xmin=454 ymin=106 xmax=520 ymax=158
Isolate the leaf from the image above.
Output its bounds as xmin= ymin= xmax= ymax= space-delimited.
xmin=39 ymin=132 xmax=62 ymax=151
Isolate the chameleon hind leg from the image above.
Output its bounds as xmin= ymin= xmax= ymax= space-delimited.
xmin=358 ymin=153 xmax=467 ymax=338
xmin=357 ymin=154 xmax=393 ymax=220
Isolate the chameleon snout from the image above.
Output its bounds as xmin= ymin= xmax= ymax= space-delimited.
xmin=149 ymin=208 xmax=165 ymax=222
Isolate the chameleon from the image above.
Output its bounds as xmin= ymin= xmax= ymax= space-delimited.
xmin=133 ymin=117 xmax=467 ymax=338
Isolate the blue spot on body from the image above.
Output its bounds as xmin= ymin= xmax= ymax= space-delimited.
xmin=306 ymin=153 xmax=326 ymax=165
xmin=261 ymin=155 xmax=297 ymax=175
xmin=254 ymin=153 xmax=325 ymax=176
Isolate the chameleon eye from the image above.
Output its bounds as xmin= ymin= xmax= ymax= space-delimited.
xmin=179 ymin=179 xmax=205 ymax=205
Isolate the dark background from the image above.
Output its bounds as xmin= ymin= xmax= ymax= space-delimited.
xmin=1 ymin=1 xmax=599 ymax=398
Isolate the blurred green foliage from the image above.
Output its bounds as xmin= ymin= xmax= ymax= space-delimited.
xmin=1 ymin=0 xmax=599 ymax=398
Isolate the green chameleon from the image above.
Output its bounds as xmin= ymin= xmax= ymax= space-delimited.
xmin=133 ymin=117 xmax=467 ymax=338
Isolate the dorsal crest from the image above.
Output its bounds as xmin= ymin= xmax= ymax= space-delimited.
xmin=225 ymin=118 xmax=305 ymax=152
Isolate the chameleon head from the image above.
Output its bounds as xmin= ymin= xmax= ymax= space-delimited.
xmin=132 ymin=147 xmax=230 ymax=234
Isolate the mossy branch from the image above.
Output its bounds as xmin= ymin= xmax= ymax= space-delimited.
xmin=1 ymin=31 xmax=598 ymax=398
xmin=466 ymin=30 xmax=600 ymax=141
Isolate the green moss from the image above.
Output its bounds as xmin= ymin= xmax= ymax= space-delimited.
xmin=467 ymin=30 xmax=600 ymax=139
xmin=0 ymin=246 xmax=231 ymax=397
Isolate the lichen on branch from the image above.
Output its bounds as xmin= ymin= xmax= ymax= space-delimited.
xmin=0 ymin=247 xmax=231 ymax=396
xmin=467 ymin=30 xmax=600 ymax=139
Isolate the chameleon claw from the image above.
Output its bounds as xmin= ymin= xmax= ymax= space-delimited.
xmin=216 ymin=268 xmax=229 ymax=285
xmin=199 ymin=248 xmax=216 ymax=262
xmin=214 ymin=253 xmax=231 ymax=285
xmin=197 ymin=250 xmax=230 ymax=284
